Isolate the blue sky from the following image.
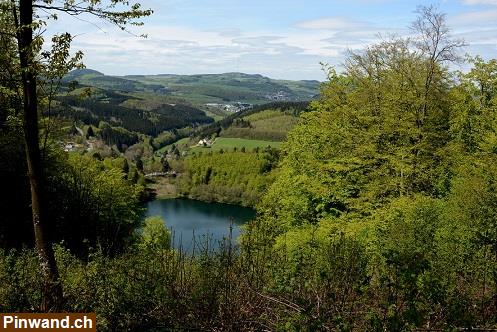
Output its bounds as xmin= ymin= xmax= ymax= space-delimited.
xmin=45 ymin=0 xmax=497 ymax=80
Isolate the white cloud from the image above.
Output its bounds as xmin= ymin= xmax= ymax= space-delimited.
xmin=296 ymin=17 xmax=366 ymax=30
xmin=42 ymin=3 xmax=496 ymax=80
xmin=62 ymin=25 xmax=338 ymax=80
xmin=455 ymin=28 xmax=497 ymax=44
xmin=450 ymin=9 xmax=497 ymax=25
xmin=53 ymin=13 xmax=392 ymax=80
xmin=462 ymin=0 xmax=497 ymax=5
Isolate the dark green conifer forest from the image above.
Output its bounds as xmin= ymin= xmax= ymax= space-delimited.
xmin=1 ymin=1 xmax=497 ymax=330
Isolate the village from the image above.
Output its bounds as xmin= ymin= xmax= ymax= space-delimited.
xmin=204 ymin=102 xmax=253 ymax=113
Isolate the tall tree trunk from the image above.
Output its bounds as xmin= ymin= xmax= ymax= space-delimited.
xmin=17 ymin=0 xmax=63 ymax=312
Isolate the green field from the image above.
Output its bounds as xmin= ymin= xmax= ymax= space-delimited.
xmin=190 ymin=137 xmax=281 ymax=153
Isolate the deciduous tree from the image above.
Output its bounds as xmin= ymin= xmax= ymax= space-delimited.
xmin=3 ymin=0 xmax=151 ymax=311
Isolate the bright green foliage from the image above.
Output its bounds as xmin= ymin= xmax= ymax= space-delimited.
xmin=248 ymin=11 xmax=497 ymax=330
xmin=140 ymin=216 xmax=171 ymax=251
xmin=0 ymin=3 xmax=20 ymax=121
xmin=372 ymin=196 xmax=443 ymax=329
xmin=47 ymin=154 xmax=144 ymax=255
xmin=179 ymin=150 xmax=278 ymax=206
xmin=435 ymin=156 xmax=497 ymax=319
xmin=0 ymin=249 xmax=42 ymax=311
xmin=258 ymin=34 xmax=454 ymax=234
xmin=450 ymin=56 xmax=497 ymax=153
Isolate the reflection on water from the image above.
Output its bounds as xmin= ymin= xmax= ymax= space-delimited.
xmin=145 ymin=198 xmax=256 ymax=251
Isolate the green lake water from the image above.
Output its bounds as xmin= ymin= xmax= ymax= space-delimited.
xmin=145 ymin=198 xmax=256 ymax=251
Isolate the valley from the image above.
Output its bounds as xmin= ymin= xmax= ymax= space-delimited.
xmin=52 ymin=69 xmax=315 ymax=207
xmin=64 ymin=69 xmax=319 ymax=117
xmin=3 ymin=2 xmax=497 ymax=329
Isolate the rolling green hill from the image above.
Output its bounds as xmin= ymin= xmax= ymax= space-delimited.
xmin=194 ymin=101 xmax=310 ymax=141
xmin=53 ymin=85 xmax=213 ymax=137
xmin=63 ymin=69 xmax=168 ymax=94
xmin=154 ymin=102 xmax=308 ymax=158
xmin=220 ymin=109 xmax=300 ymax=141
xmin=65 ymin=69 xmax=320 ymax=107
xmin=124 ymin=72 xmax=319 ymax=104
xmin=57 ymin=71 xmax=317 ymax=154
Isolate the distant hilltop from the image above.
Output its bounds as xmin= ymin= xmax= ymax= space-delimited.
xmin=64 ymin=69 xmax=321 ymax=107
xmin=66 ymin=69 xmax=321 ymax=84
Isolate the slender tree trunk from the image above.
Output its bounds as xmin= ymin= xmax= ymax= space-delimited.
xmin=17 ymin=0 xmax=63 ymax=312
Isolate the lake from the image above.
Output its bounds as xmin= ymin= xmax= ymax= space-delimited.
xmin=145 ymin=198 xmax=256 ymax=251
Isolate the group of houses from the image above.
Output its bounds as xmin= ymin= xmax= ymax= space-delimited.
xmin=205 ymin=102 xmax=252 ymax=113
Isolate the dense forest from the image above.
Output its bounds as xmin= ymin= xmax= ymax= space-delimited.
xmin=54 ymin=90 xmax=213 ymax=136
xmin=2 ymin=1 xmax=497 ymax=331
xmin=178 ymin=148 xmax=279 ymax=206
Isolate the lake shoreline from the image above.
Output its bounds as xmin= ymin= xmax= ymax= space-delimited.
xmin=148 ymin=176 xmax=258 ymax=208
